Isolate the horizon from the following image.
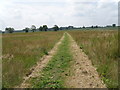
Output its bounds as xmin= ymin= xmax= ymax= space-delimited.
xmin=1 ymin=24 xmax=118 ymax=31
xmin=0 ymin=0 xmax=118 ymax=30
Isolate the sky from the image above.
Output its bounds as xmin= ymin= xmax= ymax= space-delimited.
xmin=0 ymin=0 xmax=119 ymax=30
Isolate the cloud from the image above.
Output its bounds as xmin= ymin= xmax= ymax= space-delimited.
xmin=0 ymin=0 xmax=118 ymax=30
xmin=66 ymin=0 xmax=118 ymax=26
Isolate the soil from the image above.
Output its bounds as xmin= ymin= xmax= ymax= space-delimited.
xmin=65 ymin=33 xmax=106 ymax=88
xmin=16 ymin=34 xmax=65 ymax=88
xmin=16 ymin=33 xmax=106 ymax=88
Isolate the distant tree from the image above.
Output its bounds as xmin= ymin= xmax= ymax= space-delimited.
xmin=5 ymin=27 xmax=14 ymax=33
xmin=95 ymin=25 xmax=98 ymax=28
xmin=59 ymin=27 xmax=63 ymax=30
xmin=39 ymin=26 xmax=43 ymax=31
xmin=43 ymin=25 xmax=48 ymax=31
xmin=112 ymin=24 xmax=116 ymax=27
xmin=91 ymin=26 xmax=94 ymax=28
xmin=83 ymin=26 xmax=85 ymax=28
xmin=106 ymin=25 xmax=112 ymax=27
xmin=23 ymin=27 xmax=29 ymax=33
xmin=68 ymin=26 xmax=74 ymax=29
xmin=31 ymin=25 xmax=36 ymax=32
xmin=66 ymin=27 xmax=69 ymax=30
xmin=53 ymin=25 xmax=59 ymax=31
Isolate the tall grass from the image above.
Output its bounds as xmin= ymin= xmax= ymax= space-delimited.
xmin=68 ymin=29 xmax=118 ymax=88
xmin=30 ymin=33 xmax=72 ymax=88
xmin=2 ymin=31 xmax=63 ymax=88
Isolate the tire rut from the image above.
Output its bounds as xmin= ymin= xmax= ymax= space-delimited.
xmin=16 ymin=33 xmax=65 ymax=88
xmin=65 ymin=33 xmax=106 ymax=88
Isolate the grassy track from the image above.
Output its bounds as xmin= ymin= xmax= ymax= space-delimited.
xmin=30 ymin=33 xmax=72 ymax=88
xmin=68 ymin=30 xmax=118 ymax=88
xmin=2 ymin=28 xmax=118 ymax=88
xmin=2 ymin=32 xmax=63 ymax=88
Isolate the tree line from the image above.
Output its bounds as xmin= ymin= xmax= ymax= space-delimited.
xmin=5 ymin=24 xmax=116 ymax=33
xmin=5 ymin=25 xmax=59 ymax=33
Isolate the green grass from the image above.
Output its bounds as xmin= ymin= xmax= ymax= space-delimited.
xmin=68 ymin=29 xmax=118 ymax=88
xmin=2 ymin=31 xmax=64 ymax=88
xmin=30 ymin=33 xmax=72 ymax=88
xmin=3 ymin=28 xmax=118 ymax=88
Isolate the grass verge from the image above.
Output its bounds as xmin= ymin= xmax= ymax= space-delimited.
xmin=2 ymin=31 xmax=63 ymax=88
xmin=30 ymin=33 xmax=72 ymax=88
xmin=68 ymin=29 xmax=118 ymax=88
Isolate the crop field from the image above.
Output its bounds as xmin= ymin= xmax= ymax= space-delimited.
xmin=2 ymin=31 xmax=64 ymax=87
xmin=2 ymin=28 xmax=118 ymax=88
xmin=68 ymin=29 xmax=118 ymax=88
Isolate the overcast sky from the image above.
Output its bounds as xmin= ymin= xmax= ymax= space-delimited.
xmin=0 ymin=0 xmax=118 ymax=30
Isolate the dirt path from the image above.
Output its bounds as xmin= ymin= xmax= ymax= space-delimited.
xmin=16 ymin=32 xmax=106 ymax=88
xmin=65 ymin=33 xmax=106 ymax=88
xmin=16 ymin=33 xmax=65 ymax=88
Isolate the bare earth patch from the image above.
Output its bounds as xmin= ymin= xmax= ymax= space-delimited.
xmin=16 ymin=34 xmax=65 ymax=88
xmin=65 ymin=33 xmax=106 ymax=88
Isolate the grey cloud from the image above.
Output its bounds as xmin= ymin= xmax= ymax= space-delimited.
xmin=72 ymin=1 xmax=118 ymax=26
xmin=0 ymin=0 xmax=118 ymax=30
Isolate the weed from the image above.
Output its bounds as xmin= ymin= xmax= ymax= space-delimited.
xmin=30 ymin=33 xmax=72 ymax=88
xmin=68 ymin=29 xmax=118 ymax=88
xmin=2 ymin=31 xmax=64 ymax=88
